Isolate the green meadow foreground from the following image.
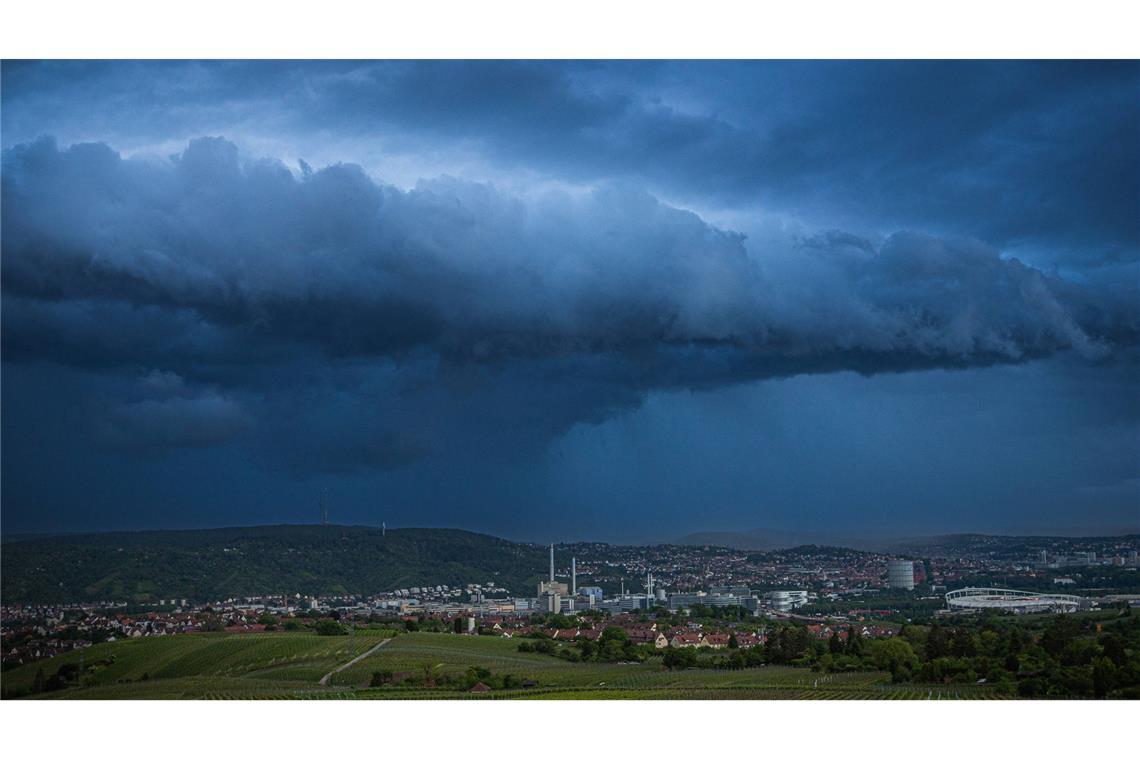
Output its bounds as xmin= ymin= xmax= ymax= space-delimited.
xmin=2 ymin=631 xmax=1009 ymax=700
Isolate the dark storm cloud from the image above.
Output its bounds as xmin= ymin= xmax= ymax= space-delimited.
xmin=83 ymin=369 xmax=251 ymax=452
xmin=278 ymin=425 xmax=431 ymax=477
xmin=102 ymin=392 xmax=252 ymax=451
xmin=3 ymin=133 xmax=1135 ymax=483
xmin=4 ymin=61 xmax=1136 ymax=263
xmin=1 ymin=61 xmax=1136 ymax=536
xmin=314 ymin=61 xmax=1140 ymax=258
xmin=3 ymin=136 xmax=1127 ymax=381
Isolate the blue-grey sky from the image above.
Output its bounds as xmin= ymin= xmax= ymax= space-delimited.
xmin=2 ymin=60 xmax=1137 ymax=541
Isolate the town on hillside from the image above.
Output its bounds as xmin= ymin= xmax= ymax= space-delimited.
xmin=6 ymin=536 xmax=1139 ymax=671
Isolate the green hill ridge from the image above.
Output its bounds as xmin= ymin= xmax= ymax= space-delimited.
xmin=0 ymin=525 xmax=549 ymax=604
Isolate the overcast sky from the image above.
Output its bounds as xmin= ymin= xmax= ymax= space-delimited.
xmin=2 ymin=60 xmax=1137 ymax=542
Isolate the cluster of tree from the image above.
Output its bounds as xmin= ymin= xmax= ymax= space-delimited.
xmin=32 ymin=662 xmax=82 ymax=693
xmin=661 ymin=627 xmax=812 ymax=671
xmin=198 ymin=617 xmax=226 ymax=632
xmin=766 ymin=626 xmax=816 ymax=664
xmin=516 ymin=638 xmax=558 ymax=655
xmin=460 ymin=666 xmax=527 ymax=690
xmin=802 ymin=611 xmax=1140 ymax=698
xmin=684 ymin=605 xmax=752 ymax=621
xmin=367 ymin=665 xmax=528 ymax=691
xmin=662 ymin=647 xmax=702 ymax=669
xmin=528 ymin=612 xmax=576 ymax=629
xmin=207 ymin=613 xmax=400 ymax=636
xmin=921 ymin=613 xmax=1140 ymax=698
xmin=575 ymin=611 xmax=1140 ymax=699
xmin=799 ymin=591 xmax=947 ymax=624
xmin=403 ymin=617 xmax=452 ymax=633
xmin=657 ymin=625 xmax=900 ymax=673
xmin=294 ymin=610 xmax=422 ymax=628
xmin=314 ymin=620 xmax=348 ymax=636
xmin=518 ymin=626 xmax=648 ymax=663
xmin=5 ymin=654 xmax=120 ymax=698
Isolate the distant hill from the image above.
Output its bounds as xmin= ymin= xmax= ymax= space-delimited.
xmin=885 ymin=532 xmax=1140 ymax=554
xmin=0 ymin=525 xmax=549 ymax=604
xmin=676 ymin=528 xmax=1140 ymax=554
xmin=675 ymin=528 xmax=880 ymax=551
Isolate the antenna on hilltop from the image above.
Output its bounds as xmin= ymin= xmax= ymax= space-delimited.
xmin=382 ymin=521 xmax=386 ymax=537
xmin=320 ymin=489 xmax=329 ymax=526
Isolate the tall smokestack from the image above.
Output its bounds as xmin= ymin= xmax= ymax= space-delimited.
xmin=549 ymin=543 xmax=555 ymax=583
xmin=571 ymin=558 xmax=577 ymax=595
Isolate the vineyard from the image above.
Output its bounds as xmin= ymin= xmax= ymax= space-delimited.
xmin=3 ymin=631 xmax=1011 ymax=700
xmin=325 ymin=634 xmax=1009 ymax=698
xmin=1 ymin=630 xmax=395 ymax=699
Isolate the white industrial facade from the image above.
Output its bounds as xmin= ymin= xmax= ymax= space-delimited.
xmin=763 ymin=590 xmax=808 ymax=611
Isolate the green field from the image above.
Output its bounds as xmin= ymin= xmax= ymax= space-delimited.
xmin=2 ymin=632 xmax=1009 ymax=700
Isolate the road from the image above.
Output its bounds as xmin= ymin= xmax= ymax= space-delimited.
xmin=318 ymin=636 xmax=393 ymax=686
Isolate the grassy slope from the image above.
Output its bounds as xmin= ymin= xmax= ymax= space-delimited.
xmin=2 ymin=631 xmax=1008 ymax=700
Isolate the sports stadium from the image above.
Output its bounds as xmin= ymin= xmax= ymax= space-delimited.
xmin=945 ymin=587 xmax=1086 ymax=614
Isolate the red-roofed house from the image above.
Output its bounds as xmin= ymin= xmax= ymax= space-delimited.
xmin=703 ymin=633 xmax=731 ymax=649
xmin=670 ymin=631 xmax=704 ymax=648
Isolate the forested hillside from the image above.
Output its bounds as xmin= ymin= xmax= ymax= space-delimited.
xmin=1 ymin=525 xmax=547 ymax=603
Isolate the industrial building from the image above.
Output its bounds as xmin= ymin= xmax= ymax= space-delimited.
xmin=762 ymin=590 xmax=808 ymax=612
xmin=887 ymin=559 xmax=916 ymax=590
xmin=538 ymin=545 xmax=601 ymax=612
xmin=538 ymin=544 xmax=563 ymax=612
xmin=600 ymin=595 xmax=655 ymax=615
xmin=667 ymin=592 xmax=706 ymax=611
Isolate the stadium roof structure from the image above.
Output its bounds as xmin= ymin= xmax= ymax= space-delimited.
xmin=945 ymin=587 xmax=1085 ymax=613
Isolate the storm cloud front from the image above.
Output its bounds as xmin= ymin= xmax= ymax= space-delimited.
xmin=2 ymin=61 xmax=1137 ymax=540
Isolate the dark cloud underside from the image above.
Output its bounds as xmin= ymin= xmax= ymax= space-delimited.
xmin=1 ymin=61 xmax=1137 ymax=537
